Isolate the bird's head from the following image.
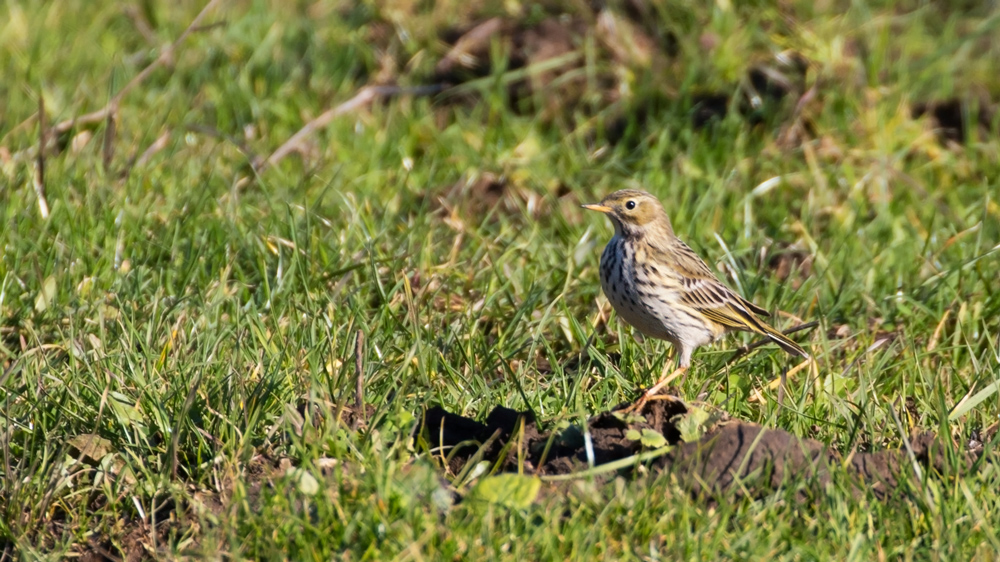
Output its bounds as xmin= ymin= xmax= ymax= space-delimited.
xmin=582 ymin=189 xmax=673 ymax=238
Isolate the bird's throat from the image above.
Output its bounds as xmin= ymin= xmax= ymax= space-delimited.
xmin=611 ymin=217 xmax=643 ymax=241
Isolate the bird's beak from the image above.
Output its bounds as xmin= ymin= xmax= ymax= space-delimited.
xmin=581 ymin=204 xmax=612 ymax=213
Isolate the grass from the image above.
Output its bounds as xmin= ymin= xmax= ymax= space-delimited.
xmin=2 ymin=0 xmax=1000 ymax=559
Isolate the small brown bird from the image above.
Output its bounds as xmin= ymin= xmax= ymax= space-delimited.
xmin=583 ymin=189 xmax=808 ymax=405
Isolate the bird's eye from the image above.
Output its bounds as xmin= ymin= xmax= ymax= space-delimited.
xmin=625 ymin=200 xmax=636 ymax=210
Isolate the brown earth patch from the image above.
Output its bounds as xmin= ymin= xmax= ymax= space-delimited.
xmin=421 ymin=171 xmax=554 ymax=223
xmin=420 ymin=399 xmax=996 ymax=503
xmin=73 ymin=453 xmax=278 ymax=561
xmin=433 ymin=16 xmax=592 ymax=118
xmin=764 ymin=244 xmax=813 ymax=290
xmin=62 ymin=395 xmax=996 ymax=561
xmin=912 ymin=98 xmax=996 ymax=145
xmin=424 ymin=9 xmax=826 ymax=150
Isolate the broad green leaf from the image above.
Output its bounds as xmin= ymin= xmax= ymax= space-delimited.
xmin=67 ymin=434 xmax=113 ymax=463
xmin=467 ymin=473 xmax=541 ymax=509
xmin=613 ymin=411 xmax=646 ymax=425
xmin=675 ymin=406 xmax=712 ymax=443
xmin=950 ymin=380 xmax=1000 ymax=421
xmin=639 ymin=428 xmax=667 ymax=448
xmin=34 ymin=275 xmax=56 ymax=312
xmin=288 ymin=468 xmax=320 ymax=496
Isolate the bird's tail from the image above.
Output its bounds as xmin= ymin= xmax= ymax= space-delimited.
xmin=758 ymin=322 xmax=809 ymax=359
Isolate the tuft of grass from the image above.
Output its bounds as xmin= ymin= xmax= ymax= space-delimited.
xmin=1 ymin=0 xmax=999 ymax=559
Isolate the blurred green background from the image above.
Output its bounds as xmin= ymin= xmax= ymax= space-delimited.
xmin=2 ymin=0 xmax=999 ymax=559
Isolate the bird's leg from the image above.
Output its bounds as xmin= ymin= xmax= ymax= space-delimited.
xmin=644 ymin=365 xmax=687 ymax=401
xmin=625 ymin=364 xmax=688 ymax=413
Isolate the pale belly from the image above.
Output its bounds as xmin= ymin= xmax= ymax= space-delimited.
xmin=599 ymin=237 xmax=717 ymax=349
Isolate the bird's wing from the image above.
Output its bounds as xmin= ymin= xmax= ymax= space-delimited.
xmin=649 ymin=239 xmax=807 ymax=357
xmin=667 ymin=241 xmax=771 ymax=330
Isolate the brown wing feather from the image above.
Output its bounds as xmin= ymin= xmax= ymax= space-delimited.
xmin=740 ymin=295 xmax=771 ymax=317
xmin=667 ymin=240 xmax=770 ymax=325
xmin=663 ymin=240 xmax=808 ymax=358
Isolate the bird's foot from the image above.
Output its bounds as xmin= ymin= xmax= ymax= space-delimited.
xmin=624 ymin=366 xmax=688 ymax=414
xmin=623 ymin=395 xmax=650 ymax=415
xmin=647 ymin=394 xmax=684 ymax=403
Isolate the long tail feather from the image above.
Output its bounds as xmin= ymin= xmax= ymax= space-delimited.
xmin=703 ymin=302 xmax=811 ymax=359
xmin=759 ymin=322 xmax=809 ymax=359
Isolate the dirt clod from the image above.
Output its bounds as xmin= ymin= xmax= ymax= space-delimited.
xmin=912 ymin=98 xmax=996 ymax=144
xmin=420 ymin=398 xmax=996 ymax=504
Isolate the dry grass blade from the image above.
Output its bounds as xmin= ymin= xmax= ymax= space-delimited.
xmin=260 ymin=84 xmax=444 ymax=172
xmin=47 ymin=0 xmax=224 ymax=139
xmin=949 ymin=380 xmax=1000 ymax=421
xmin=747 ymin=358 xmax=813 ymax=403
xmin=102 ymin=111 xmax=116 ymax=171
xmin=353 ymin=330 xmax=365 ymax=431
xmin=839 ymin=333 xmax=896 ymax=379
xmin=33 ymin=93 xmax=49 ymax=219
xmin=185 ymin=123 xmax=256 ymax=162
xmin=927 ymin=308 xmax=951 ymax=352
xmin=890 ymin=397 xmax=925 ymax=486
xmin=434 ymin=18 xmax=505 ymax=78
xmin=135 ymin=131 xmax=172 ymax=168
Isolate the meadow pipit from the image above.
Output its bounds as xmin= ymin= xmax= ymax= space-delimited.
xmin=583 ymin=189 xmax=809 ymax=407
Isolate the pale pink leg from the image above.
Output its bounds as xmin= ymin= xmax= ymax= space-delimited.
xmin=626 ymin=366 xmax=688 ymax=413
xmin=644 ymin=365 xmax=688 ymax=399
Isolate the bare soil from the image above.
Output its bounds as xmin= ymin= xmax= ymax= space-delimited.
xmin=421 ymin=398 xmax=996 ymax=503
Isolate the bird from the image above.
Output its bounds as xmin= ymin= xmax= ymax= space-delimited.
xmin=582 ymin=188 xmax=808 ymax=408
